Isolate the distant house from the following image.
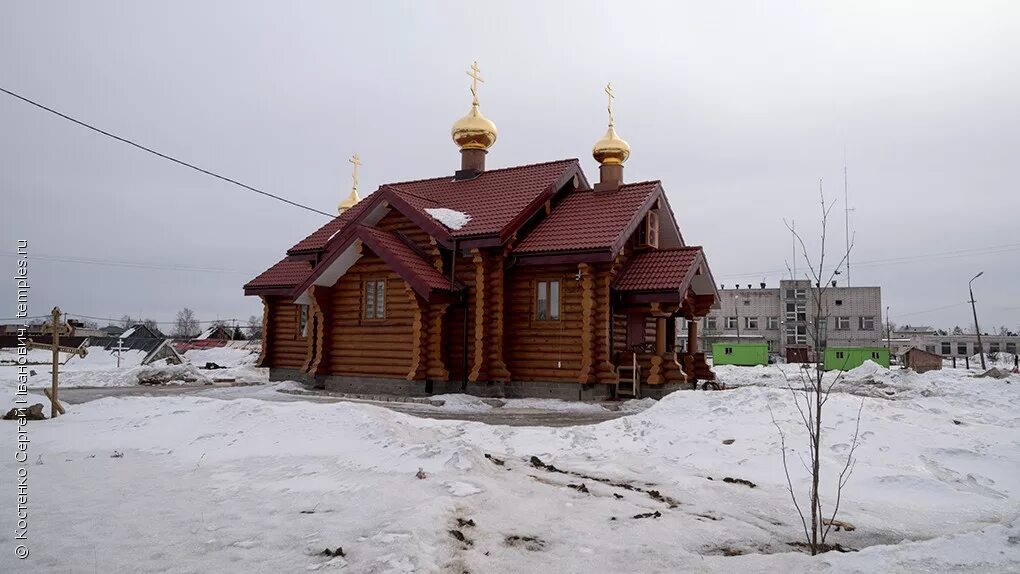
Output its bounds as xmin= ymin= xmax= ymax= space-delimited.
xmin=901 ymin=347 xmax=943 ymax=374
xmin=100 ymin=325 xmax=125 ymax=337
xmin=195 ymin=324 xmax=240 ymax=342
xmin=119 ymin=324 xmax=165 ymax=340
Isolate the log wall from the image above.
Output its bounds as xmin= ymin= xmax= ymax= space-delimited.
xmin=506 ymin=263 xmax=585 ymax=382
xmin=266 ymin=297 xmax=307 ymax=369
xmin=324 ymin=250 xmax=416 ymax=378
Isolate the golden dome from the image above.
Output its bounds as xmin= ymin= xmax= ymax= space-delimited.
xmin=451 ymin=103 xmax=498 ymax=150
xmin=593 ymin=82 xmax=630 ymax=165
xmin=452 ymin=61 xmax=497 ymax=151
xmin=338 ymin=188 xmax=360 ymax=213
xmin=592 ymin=125 xmax=630 ymax=165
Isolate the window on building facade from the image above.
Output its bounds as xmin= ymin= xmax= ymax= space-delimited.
xmin=785 ymin=301 xmax=806 ymax=321
xmin=957 ymin=342 xmax=968 ymax=355
xmin=786 ymin=325 xmax=807 ymax=345
xmin=535 ymin=280 xmax=560 ymax=321
xmin=704 ymin=316 xmax=717 ymax=330
xmin=871 ymin=351 xmax=881 ymax=359
xmin=836 ymin=351 xmax=845 ymax=359
xmin=859 ymin=316 xmax=875 ymax=330
xmin=989 ymin=342 xmax=1000 ymax=353
xmin=941 ymin=341 xmax=952 ymax=355
xmin=364 ymin=279 xmax=386 ymax=320
xmin=835 ymin=299 xmax=843 ymax=306
xmin=297 ymin=305 xmax=309 ymax=338
xmin=745 ymin=317 xmax=759 ymax=329
xmin=1007 ymin=342 xmax=1017 ymax=354
xmin=724 ymin=347 xmax=733 ymax=355
xmin=743 ymin=300 xmax=750 ymax=306
xmin=726 ymin=316 xmax=738 ymax=329
xmin=795 ymin=288 xmax=806 ymax=299
xmin=836 ymin=317 xmax=851 ymax=330
xmin=767 ymin=317 xmax=779 ymax=330
xmin=925 ymin=345 xmax=936 ymax=354
xmin=785 ymin=289 xmax=795 ymax=299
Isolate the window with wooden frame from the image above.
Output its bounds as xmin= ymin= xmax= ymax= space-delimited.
xmin=535 ymin=280 xmax=560 ymax=321
xmin=636 ymin=209 xmax=660 ymax=249
xmin=296 ymin=305 xmax=309 ymax=339
xmin=363 ymin=278 xmax=386 ymax=320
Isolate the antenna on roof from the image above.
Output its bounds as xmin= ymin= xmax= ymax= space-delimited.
xmin=843 ymin=146 xmax=854 ymax=287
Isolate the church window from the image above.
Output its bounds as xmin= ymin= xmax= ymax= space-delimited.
xmin=364 ymin=279 xmax=386 ymax=320
xmin=536 ymin=280 xmax=560 ymax=321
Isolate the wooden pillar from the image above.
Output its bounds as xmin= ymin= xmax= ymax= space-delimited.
xmin=469 ymin=249 xmax=488 ymax=382
xmin=577 ymin=263 xmax=596 ymax=383
xmin=655 ymin=316 xmax=667 ymax=355
xmin=596 ymin=256 xmax=623 ymax=384
xmin=687 ymin=320 xmax=698 ymax=354
xmin=256 ymin=295 xmax=271 ymax=368
xmin=406 ymin=286 xmax=428 ymax=381
xmin=426 ymin=302 xmax=450 ymax=381
xmin=487 ymin=254 xmax=510 ymax=381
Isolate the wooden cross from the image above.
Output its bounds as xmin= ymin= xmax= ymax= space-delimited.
xmin=349 ymin=153 xmax=362 ymax=194
xmin=25 ymin=306 xmax=85 ymax=418
xmin=113 ymin=338 xmax=127 ymax=368
xmin=605 ymin=83 xmax=615 ymax=127
xmin=466 ymin=61 xmax=484 ymax=104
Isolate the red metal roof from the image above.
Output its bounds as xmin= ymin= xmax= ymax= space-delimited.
xmin=387 ymin=158 xmax=579 ymax=238
xmin=514 ymin=181 xmax=660 ymax=253
xmin=244 ymin=258 xmax=313 ymax=290
xmin=287 ymin=199 xmax=373 ymax=254
xmin=286 ymin=159 xmax=579 ymax=255
xmin=613 ymin=247 xmax=704 ymax=291
xmin=357 ymin=227 xmax=460 ymax=295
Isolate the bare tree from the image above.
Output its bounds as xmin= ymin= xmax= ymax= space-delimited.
xmin=771 ymin=181 xmax=866 ymax=555
xmin=120 ymin=314 xmax=134 ymax=329
xmin=173 ymin=308 xmax=200 ymax=339
xmin=246 ymin=315 xmax=262 ymax=340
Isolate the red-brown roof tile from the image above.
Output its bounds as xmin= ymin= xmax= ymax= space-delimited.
xmin=514 ymin=181 xmax=660 ymax=253
xmin=358 ymin=227 xmax=460 ymax=294
xmin=244 ymin=258 xmax=314 ymax=290
xmin=287 ymin=159 xmax=580 ymax=255
xmin=287 ymin=198 xmax=373 ymax=254
xmin=386 ymin=158 xmax=579 ymax=238
xmin=613 ymin=247 xmax=704 ymax=291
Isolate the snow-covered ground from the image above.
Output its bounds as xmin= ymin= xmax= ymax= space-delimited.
xmin=1 ymin=363 xmax=1017 ymax=572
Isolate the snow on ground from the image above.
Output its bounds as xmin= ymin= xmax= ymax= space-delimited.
xmin=424 ymin=207 xmax=471 ymax=230
xmin=424 ymin=394 xmax=612 ymax=414
xmin=1 ymin=363 xmax=1017 ymax=572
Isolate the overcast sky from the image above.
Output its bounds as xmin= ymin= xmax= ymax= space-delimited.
xmin=2 ymin=1 xmax=1018 ymax=332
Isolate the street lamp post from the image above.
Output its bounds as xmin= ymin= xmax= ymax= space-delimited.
xmin=969 ymin=272 xmax=986 ymax=370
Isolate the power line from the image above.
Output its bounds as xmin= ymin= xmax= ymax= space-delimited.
xmin=716 ymin=242 xmax=1020 ymax=280
xmin=0 ymin=86 xmax=335 ymax=218
xmin=0 ymin=251 xmax=257 ymax=275
xmin=64 ymin=312 xmax=246 ymax=326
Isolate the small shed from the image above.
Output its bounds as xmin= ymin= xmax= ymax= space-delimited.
xmin=711 ymin=342 xmax=769 ymax=366
xmin=900 ymin=347 xmax=943 ymax=373
xmin=823 ymin=347 xmax=890 ymax=371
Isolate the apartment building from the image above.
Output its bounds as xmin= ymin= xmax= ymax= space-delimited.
xmin=684 ymin=279 xmax=883 ymax=362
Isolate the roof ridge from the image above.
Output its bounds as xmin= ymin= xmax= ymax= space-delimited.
xmin=384 ymin=158 xmax=579 ymax=189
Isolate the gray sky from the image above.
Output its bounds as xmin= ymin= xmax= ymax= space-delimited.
xmin=2 ymin=1 xmax=1018 ymax=331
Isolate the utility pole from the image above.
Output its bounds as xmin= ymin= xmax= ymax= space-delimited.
xmin=969 ymin=272 xmax=986 ymax=369
xmin=791 ymin=220 xmax=796 ymax=280
xmin=886 ymin=305 xmax=892 ymax=360
xmin=844 ymin=148 xmax=852 ymax=287
xmin=734 ymin=294 xmax=741 ymax=343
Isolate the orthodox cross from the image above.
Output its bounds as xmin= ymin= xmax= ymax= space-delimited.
xmin=26 ymin=306 xmax=86 ymax=418
xmin=113 ymin=338 xmax=127 ymax=368
xmin=349 ymin=153 xmax=362 ymax=194
xmin=605 ymin=83 xmax=615 ymax=128
xmin=466 ymin=61 xmax=484 ymax=105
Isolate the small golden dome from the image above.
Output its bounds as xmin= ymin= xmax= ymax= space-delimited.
xmin=338 ymin=188 xmax=360 ymax=213
xmin=592 ymin=125 xmax=630 ymax=165
xmin=451 ymin=103 xmax=498 ymax=150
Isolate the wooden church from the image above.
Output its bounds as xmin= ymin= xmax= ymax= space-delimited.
xmin=245 ymin=67 xmax=719 ymax=400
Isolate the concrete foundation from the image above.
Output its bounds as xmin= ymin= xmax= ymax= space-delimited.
xmin=268 ymin=369 xmax=687 ymax=401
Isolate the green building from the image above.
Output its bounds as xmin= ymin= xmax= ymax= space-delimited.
xmin=823 ymin=347 xmax=889 ymax=371
xmin=711 ymin=342 xmax=769 ymax=366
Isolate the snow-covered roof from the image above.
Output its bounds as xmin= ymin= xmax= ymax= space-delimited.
xmin=119 ymin=327 xmax=137 ymax=339
xmin=195 ymin=326 xmax=216 ymax=340
xmin=424 ymin=208 xmax=471 ymax=231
